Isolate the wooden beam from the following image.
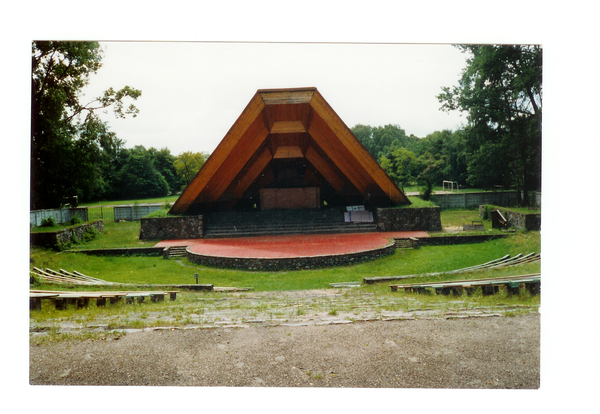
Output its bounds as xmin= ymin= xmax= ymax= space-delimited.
xmin=270 ymin=120 xmax=306 ymax=134
xmin=273 ymin=145 xmax=304 ymax=159
xmin=304 ymin=145 xmax=345 ymax=194
xmin=259 ymin=88 xmax=315 ymax=105
xmin=232 ymin=147 xmax=273 ymax=198
xmin=309 ymin=90 xmax=409 ymax=205
xmin=170 ymin=92 xmax=266 ymax=214
xmin=307 ymin=112 xmax=370 ymax=194
xmin=203 ymin=114 xmax=269 ymax=203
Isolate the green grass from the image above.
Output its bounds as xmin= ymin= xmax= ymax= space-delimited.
xmin=29 ymin=207 xmax=541 ymax=338
xmin=30 ymin=221 xmax=91 ymax=233
xmin=401 ymin=196 xmax=438 ymax=208
xmin=67 ymin=221 xmax=156 ymax=250
xmin=79 ymin=195 xmax=180 ymax=207
xmin=439 ymin=207 xmax=490 ymax=229
xmin=484 ymin=204 xmax=541 ymax=214
xmin=31 ymin=225 xmax=540 ymax=292
xmin=403 ymin=185 xmax=488 ymax=193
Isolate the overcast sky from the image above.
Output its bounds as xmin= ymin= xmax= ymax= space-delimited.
xmin=81 ymin=42 xmax=470 ymax=155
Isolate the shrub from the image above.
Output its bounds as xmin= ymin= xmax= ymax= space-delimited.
xmin=82 ymin=226 xmax=99 ymax=243
xmin=70 ymin=215 xmax=82 ymax=225
xmin=40 ymin=217 xmax=56 ymax=227
xmin=482 ymin=205 xmax=492 ymax=220
xmin=146 ymin=209 xmax=169 ymax=218
xmin=419 ymin=181 xmax=433 ymax=201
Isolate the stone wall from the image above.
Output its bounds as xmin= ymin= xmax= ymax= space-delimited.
xmin=416 ymin=234 xmax=507 ymax=246
xmin=186 ymin=242 xmax=396 ymax=271
xmin=480 ymin=206 xmax=541 ymax=231
xmin=139 ymin=216 xmax=203 ymax=240
xmin=375 ymin=207 xmax=442 ymax=232
xmin=30 ymin=220 xmax=104 ymax=247
xmin=76 ymin=247 xmax=165 ymax=256
xmin=504 ymin=210 xmax=541 ymax=231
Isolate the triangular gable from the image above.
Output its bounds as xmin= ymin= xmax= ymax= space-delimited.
xmin=170 ymin=87 xmax=410 ymax=215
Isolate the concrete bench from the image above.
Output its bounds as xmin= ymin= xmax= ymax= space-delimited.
xmin=29 ymin=293 xmax=58 ymax=311
xmin=390 ymin=274 xmax=541 ymax=297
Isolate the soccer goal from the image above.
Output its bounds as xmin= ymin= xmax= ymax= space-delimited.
xmin=443 ymin=180 xmax=459 ymax=192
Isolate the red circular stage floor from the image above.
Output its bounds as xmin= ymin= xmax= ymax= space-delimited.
xmin=155 ymin=231 xmax=428 ymax=259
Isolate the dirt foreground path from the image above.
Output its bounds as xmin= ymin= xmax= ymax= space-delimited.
xmin=30 ymin=313 xmax=539 ymax=388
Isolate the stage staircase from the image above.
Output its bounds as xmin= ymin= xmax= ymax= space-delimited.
xmin=203 ymin=208 xmax=377 ymax=238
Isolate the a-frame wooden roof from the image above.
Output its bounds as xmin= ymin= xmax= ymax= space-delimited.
xmin=169 ymin=87 xmax=410 ymax=215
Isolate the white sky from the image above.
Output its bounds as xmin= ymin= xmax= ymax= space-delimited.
xmin=81 ymin=42 xmax=469 ymax=155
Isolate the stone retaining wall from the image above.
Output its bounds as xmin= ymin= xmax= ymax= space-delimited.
xmin=375 ymin=207 xmax=442 ymax=232
xmin=416 ymin=234 xmax=507 ymax=247
xmin=30 ymin=220 xmax=104 ymax=248
xmin=75 ymin=247 xmax=165 ymax=256
xmin=480 ymin=205 xmax=541 ymax=231
xmin=186 ymin=242 xmax=396 ymax=271
xmin=139 ymin=216 xmax=203 ymax=240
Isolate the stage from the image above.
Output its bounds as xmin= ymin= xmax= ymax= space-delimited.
xmin=155 ymin=231 xmax=429 ymax=270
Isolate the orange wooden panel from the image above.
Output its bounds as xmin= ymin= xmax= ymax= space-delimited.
xmin=231 ymin=147 xmax=273 ymax=198
xmin=273 ymin=146 xmax=304 ymax=159
xmin=304 ymin=145 xmax=345 ymax=194
xmin=270 ymin=120 xmax=306 ymax=134
xmin=308 ymin=112 xmax=370 ymax=194
xmin=170 ymin=92 xmax=266 ymax=214
xmin=309 ymin=90 xmax=408 ymax=204
xmin=203 ymin=114 xmax=269 ymax=203
xmin=259 ymin=89 xmax=315 ymax=105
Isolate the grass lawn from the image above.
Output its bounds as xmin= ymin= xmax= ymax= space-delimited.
xmin=403 ymin=185 xmax=489 ymax=193
xmin=30 ymin=217 xmax=540 ymax=292
xmin=79 ymin=195 xmax=180 ymax=207
xmin=29 ymin=212 xmax=541 ymax=335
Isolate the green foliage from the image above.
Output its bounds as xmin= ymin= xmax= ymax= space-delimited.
xmin=146 ymin=209 xmax=169 ymax=218
xmin=174 ymin=151 xmax=209 ymax=188
xmin=82 ymin=226 xmax=99 ymax=242
xmin=415 ymin=151 xmax=448 ymax=189
xmin=31 ymin=41 xmax=141 ymax=209
xmin=379 ymin=147 xmax=416 ymax=189
xmin=437 ymin=44 xmax=542 ymax=204
xmin=482 ymin=205 xmax=492 ymax=220
xmin=30 ymin=218 xmax=540 ymax=291
xmin=40 ymin=217 xmax=56 ymax=227
xmin=419 ymin=181 xmax=434 ymax=201
xmin=112 ymin=146 xmax=170 ymax=199
xmin=70 ymin=215 xmax=82 ymax=226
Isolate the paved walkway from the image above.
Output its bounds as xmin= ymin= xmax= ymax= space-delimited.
xmin=155 ymin=231 xmax=429 ymax=259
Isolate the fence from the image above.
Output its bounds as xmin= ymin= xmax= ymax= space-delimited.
xmin=30 ymin=208 xmax=88 ymax=227
xmin=87 ymin=206 xmax=115 ymax=222
xmin=114 ymin=204 xmax=164 ymax=221
xmin=434 ymin=191 xmax=541 ymax=209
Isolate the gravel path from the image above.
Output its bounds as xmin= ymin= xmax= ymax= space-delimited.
xmin=30 ymin=313 xmax=539 ymax=388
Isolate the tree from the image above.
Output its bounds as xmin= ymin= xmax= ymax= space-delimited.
xmin=148 ymin=147 xmax=182 ymax=194
xmin=438 ymin=44 xmax=542 ymax=204
xmin=174 ymin=151 xmax=209 ymax=190
xmin=31 ymin=41 xmax=141 ymax=209
xmin=351 ymin=124 xmax=375 ymax=156
xmin=113 ymin=146 xmax=169 ymax=199
xmin=379 ymin=147 xmax=416 ymax=190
